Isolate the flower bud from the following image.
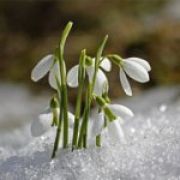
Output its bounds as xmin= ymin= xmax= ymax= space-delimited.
xmin=107 ymin=54 xmax=123 ymax=66
xmin=96 ymin=96 xmax=106 ymax=107
xmin=50 ymin=96 xmax=59 ymax=109
xmin=78 ymin=49 xmax=86 ymax=83
xmin=103 ymin=106 xmax=116 ymax=122
xmin=102 ymin=82 xmax=111 ymax=103
xmin=85 ymin=56 xmax=93 ymax=66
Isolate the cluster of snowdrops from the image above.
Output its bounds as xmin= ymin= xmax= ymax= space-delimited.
xmin=31 ymin=22 xmax=151 ymax=158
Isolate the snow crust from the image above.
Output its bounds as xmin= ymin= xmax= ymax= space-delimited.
xmin=0 ymin=85 xmax=180 ymax=180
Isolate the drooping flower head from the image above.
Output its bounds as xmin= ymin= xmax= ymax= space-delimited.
xmin=31 ymin=107 xmax=75 ymax=137
xmin=90 ymin=96 xmax=134 ymax=143
xmin=107 ymin=55 xmax=151 ymax=96
xmin=30 ymin=21 xmax=152 ymax=156
xmin=31 ymin=54 xmax=61 ymax=89
xmin=67 ymin=57 xmax=111 ymax=96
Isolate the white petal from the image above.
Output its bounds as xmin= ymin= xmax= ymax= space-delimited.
xmin=39 ymin=112 xmax=53 ymax=121
xmin=108 ymin=104 xmax=134 ymax=118
xmin=87 ymin=137 xmax=96 ymax=148
xmin=119 ymin=69 xmax=132 ymax=96
xmin=123 ymin=60 xmax=150 ymax=82
xmin=100 ymin=57 xmax=112 ymax=72
xmin=38 ymin=107 xmax=58 ymax=121
xmin=39 ymin=107 xmax=74 ymax=127
xmin=117 ymin=116 xmax=124 ymax=125
xmin=94 ymin=69 xmax=108 ymax=96
xmin=125 ymin=57 xmax=151 ymax=71
xmin=31 ymin=107 xmax=74 ymax=137
xmin=68 ymin=111 xmax=74 ymax=128
xmin=91 ymin=112 xmax=104 ymax=137
xmin=86 ymin=65 xmax=95 ymax=83
xmin=87 ymin=122 xmax=96 ymax=148
xmin=67 ymin=65 xmax=79 ymax=87
xmin=31 ymin=54 xmax=54 ymax=82
xmin=87 ymin=66 xmax=108 ymax=95
xmin=48 ymin=62 xmax=61 ymax=89
xmin=108 ymin=120 xmax=125 ymax=141
xmin=100 ymin=127 xmax=109 ymax=146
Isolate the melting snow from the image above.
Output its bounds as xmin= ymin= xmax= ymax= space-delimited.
xmin=0 ymin=84 xmax=180 ymax=180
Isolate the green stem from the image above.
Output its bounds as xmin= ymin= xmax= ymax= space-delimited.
xmin=58 ymin=22 xmax=73 ymax=148
xmin=77 ymin=87 xmax=90 ymax=148
xmin=78 ymin=35 xmax=108 ymax=148
xmin=96 ymin=135 xmax=101 ymax=147
xmin=96 ymin=107 xmax=103 ymax=147
xmin=83 ymin=98 xmax=90 ymax=148
xmin=60 ymin=84 xmax=69 ymax=148
xmin=51 ymin=83 xmax=63 ymax=158
xmin=51 ymin=100 xmax=63 ymax=158
xmin=72 ymin=50 xmax=86 ymax=150
xmin=93 ymin=35 xmax=108 ymax=87
xmin=51 ymin=108 xmax=58 ymax=126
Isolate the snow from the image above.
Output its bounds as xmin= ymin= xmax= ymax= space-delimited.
xmin=0 ymin=84 xmax=180 ymax=180
xmin=0 ymin=83 xmax=50 ymax=150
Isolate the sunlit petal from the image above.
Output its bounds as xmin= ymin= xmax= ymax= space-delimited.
xmin=91 ymin=112 xmax=104 ymax=137
xmin=86 ymin=65 xmax=95 ymax=83
xmin=68 ymin=111 xmax=75 ymax=128
xmin=123 ymin=60 xmax=149 ymax=82
xmin=31 ymin=107 xmax=75 ymax=137
xmin=108 ymin=104 xmax=134 ymax=118
xmin=118 ymin=116 xmax=124 ymax=125
xmin=31 ymin=54 xmax=54 ymax=82
xmin=48 ymin=62 xmax=61 ymax=89
xmin=108 ymin=119 xmax=125 ymax=141
xmin=67 ymin=65 xmax=79 ymax=87
xmin=87 ymin=125 xmax=96 ymax=148
xmin=100 ymin=57 xmax=112 ymax=72
xmin=125 ymin=57 xmax=151 ymax=72
xmin=119 ymin=69 xmax=132 ymax=96
xmin=94 ymin=69 xmax=108 ymax=96
xmin=38 ymin=106 xmax=59 ymax=121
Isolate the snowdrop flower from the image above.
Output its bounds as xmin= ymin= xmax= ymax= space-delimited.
xmin=90 ymin=112 xmax=104 ymax=137
xmin=67 ymin=57 xmax=111 ymax=96
xmin=107 ymin=103 xmax=134 ymax=120
xmin=31 ymin=108 xmax=74 ymax=137
xmin=119 ymin=57 xmax=151 ymax=96
xmin=107 ymin=117 xmax=125 ymax=142
xmin=90 ymin=103 xmax=133 ymax=141
xmin=105 ymin=104 xmax=133 ymax=140
xmin=31 ymin=54 xmax=61 ymax=89
xmin=89 ymin=116 xmax=124 ymax=142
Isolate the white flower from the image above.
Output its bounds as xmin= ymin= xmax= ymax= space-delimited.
xmin=31 ymin=54 xmax=61 ymax=89
xmin=107 ymin=103 xmax=134 ymax=120
xmin=31 ymin=108 xmax=74 ymax=137
xmin=106 ymin=104 xmax=133 ymax=141
xmin=89 ymin=115 xmax=125 ymax=142
xmin=119 ymin=57 xmax=151 ymax=96
xmin=89 ymin=103 xmax=133 ymax=140
xmin=90 ymin=112 xmax=104 ymax=137
xmin=107 ymin=118 xmax=125 ymax=142
xmin=67 ymin=57 xmax=111 ymax=96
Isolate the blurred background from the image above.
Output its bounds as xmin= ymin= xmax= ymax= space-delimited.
xmin=0 ymin=0 xmax=180 ymax=100
xmin=0 ymin=0 xmax=180 ymax=149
